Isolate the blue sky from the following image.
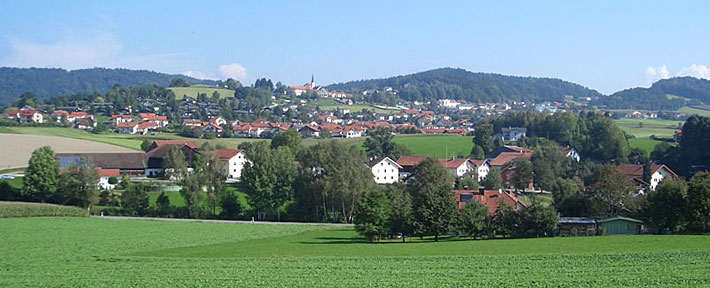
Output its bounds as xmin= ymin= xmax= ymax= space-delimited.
xmin=0 ymin=0 xmax=708 ymax=94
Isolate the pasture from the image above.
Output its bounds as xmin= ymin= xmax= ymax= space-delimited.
xmin=394 ymin=134 xmax=472 ymax=159
xmin=2 ymin=217 xmax=710 ymax=287
xmin=614 ymin=118 xmax=682 ymax=138
xmin=314 ymin=99 xmax=401 ymax=114
xmin=677 ymin=105 xmax=710 ymax=117
xmin=168 ymin=85 xmax=235 ymax=100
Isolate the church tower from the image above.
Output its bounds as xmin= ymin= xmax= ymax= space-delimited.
xmin=308 ymin=74 xmax=316 ymax=88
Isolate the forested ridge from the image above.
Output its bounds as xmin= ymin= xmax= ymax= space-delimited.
xmin=0 ymin=67 xmax=216 ymax=106
xmin=593 ymin=77 xmax=710 ymax=110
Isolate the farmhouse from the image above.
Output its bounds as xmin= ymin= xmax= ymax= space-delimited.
xmin=438 ymin=158 xmax=476 ymax=178
xmin=56 ymin=153 xmax=148 ymax=176
xmin=369 ymin=157 xmax=401 ymax=184
xmin=97 ymin=168 xmax=120 ymax=190
xmin=212 ymin=149 xmax=246 ymax=181
xmin=453 ymin=188 xmax=528 ymax=215
xmin=298 ymin=125 xmax=320 ymax=138
xmin=6 ymin=105 xmax=43 ymax=123
xmin=487 ymin=145 xmax=532 ymax=159
xmin=116 ymin=122 xmax=139 ymax=134
xmin=489 ymin=152 xmax=531 ymax=169
xmin=110 ymin=115 xmax=133 ymax=126
xmin=499 ymin=127 xmax=527 ymax=141
xmin=615 ymin=164 xmax=677 ymax=191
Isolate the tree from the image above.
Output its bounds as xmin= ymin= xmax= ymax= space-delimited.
xmin=679 ymin=116 xmax=710 ymax=177
xmin=271 ymin=129 xmax=301 ymax=154
xmin=241 ymin=142 xmax=276 ymax=220
xmin=22 ymin=146 xmax=59 ymax=202
xmin=271 ymin=146 xmax=297 ymax=221
xmin=12 ymin=92 xmax=38 ymax=108
xmin=457 ymin=200 xmax=488 ymax=239
xmin=56 ymin=165 xmax=99 ymax=208
xmin=687 ymin=172 xmax=710 ymax=233
xmin=470 ymin=144 xmax=485 ymax=160
xmin=531 ymin=147 xmax=572 ymax=191
xmin=520 ymin=199 xmax=557 ymax=237
xmin=585 ymin=165 xmax=637 ymax=216
xmin=480 ymin=168 xmax=502 ymax=190
xmin=155 ymin=191 xmax=172 ymax=217
xmin=385 ymin=184 xmax=414 ymax=242
xmin=363 ymin=128 xmax=405 ymax=160
xmin=408 ymin=158 xmax=456 ymax=241
xmin=225 ymin=78 xmax=242 ymax=90
xmin=455 ymin=174 xmax=479 ymax=190
xmin=164 ymin=146 xmax=188 ymax=181
xmin=511 ymin=158 xmax=533 ymax=191
xmin=354 ymin=189 xmax=389 ymax=242
xmin=0 ymin=181 xmax=18 ymax=201
xmin=219 ymin=190 xmax=243 ymax=220
xmin=473 ymin=124 xmax=495 ymax=155
xmin=121 ymin=183 xmax=150 ymax=216
xmin=141 ymin=139 xmax=154 ymax=152
xmin=169 ymin=78 xmax=190 ymax=87
xmin=494 ymin=202 xmax=520 ymax=238
xmin=551 ymin=178 xmax=579 ymax=215
xmin=643 ymin=177 xmax=687 ymax=233
xmin=202 ymin=153 xmax=224 ymax=217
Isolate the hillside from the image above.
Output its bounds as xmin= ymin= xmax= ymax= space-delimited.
xmin=0 ymin=67 xmax=217 ymax=106
xmin=327 ymin=68 xmax=602 ymax=103
xmin=593 ymin=77 xmax=710 ymax=110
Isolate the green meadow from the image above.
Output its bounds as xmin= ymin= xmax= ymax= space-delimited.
xmin=2 ymin=217 xmax=710 ymax=287
xmin=168 ymin=85 xmax=235 ymax=100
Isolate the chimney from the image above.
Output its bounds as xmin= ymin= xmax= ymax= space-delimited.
xmin=478 ymin=187 xmax=485 ymax=195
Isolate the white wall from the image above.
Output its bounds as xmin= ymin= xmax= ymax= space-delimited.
xmin=372 ymin=160 xmax=399 ymax=184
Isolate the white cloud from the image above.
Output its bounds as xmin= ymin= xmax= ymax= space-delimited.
xmin=677 ymin=64 xmax=710 ymax=80
xmin=218 ymin=63 xmax=248 ymax=80
xmin=182 ymin=70 xmax=216 ymax=80
xmin=1 ymin=33 xmax=122 ymax=70
xmin=645 ymin=64 xmax=670 ymax=85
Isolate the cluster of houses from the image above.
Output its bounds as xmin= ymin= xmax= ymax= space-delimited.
xmin=55 ymin=140 xmax=246 ymax=190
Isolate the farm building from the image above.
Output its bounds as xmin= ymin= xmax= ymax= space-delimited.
xmin=598 ymin=217 xmax=644 ymax=235
xmin=558 ymin=217 xmax=597 ymax=236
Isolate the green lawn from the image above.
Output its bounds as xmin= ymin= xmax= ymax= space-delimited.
xmin=394 ymin=134 xmax=472 ymax=159
xmin=168 ymin=85 xmax=235 ymax=100
xmin=2 ymin=217 xmax=710 ymax=287
xmin=614 ymin=118 xmax=682 ymax=138
xmin=628 ymin=138 xmax=667 ymax=154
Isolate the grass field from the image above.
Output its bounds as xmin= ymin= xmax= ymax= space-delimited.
xmin=614 ymin=118 xmax=683 ymax=138
xmin=677 ymin=105 xmax=710 ymax=117
xmin=628 ymin=138 xmax=667 ymax=154
xmin=314 ymin=99 xmax=401 ymax=114
xmin=168 ymin=85 xmax=235 ymax=100
xmin=394 ymin=134 xmax=472 ymax=158
xmin=2 ymin=217 xmax=710 ymax=287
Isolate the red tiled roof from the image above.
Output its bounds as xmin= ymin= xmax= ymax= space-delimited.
xmin=116 ymin=122 xmax=138 ymax=128
xmin=396 ymin=156 xmax=429 ymax=167
xmin=183 ymin=119 xmax=202 ymax=124
xmin=110 ymin=114 xmax=132 ymax=119
xmin=53 ymin=110 xmax=69 ymax=116
xmin=489 ymin=152 xmax=531 ymax=167
xmin=138 ymin=123 xmax=158 ymax=129
xmin=453 ymin=189 xmax=528 ymax=214
xmin=98 ymin=168 xmax=120 ymax=178
xmin=470 ymin=159 xmax=487 ymax=167
xmin=212 ymin=149 xmax=244 ymax=161
xmin=615 ymin=164 xmax=677 ymax=180
xmin=438 ymin=158 xmax=469 ymax=169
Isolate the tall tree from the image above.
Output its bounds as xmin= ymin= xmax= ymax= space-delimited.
xmin=585 ymin=165 xmax=637 ymax=216
xmin=473 ymin=124 xmax=495 ymax=155
xmin=408 ymin=158 xmax=456 ymax=241
xmin=271 ymin=129 xmax=302 ymax=154
xmin=512 ymin=158 xmax=533 ymax=191
xmin=687 ymin=172 xmax=710 ymax=233
xmin=354 ymin=188 xmax=389 ymax=242
xmin=121 ymin=183 xmax=150 ymax=216
xmin=643 ymin=177 xmax=687 ymax=233
xmin=22 ymin=146 xmax=59 ymax=202
xmin=271 ymin=146 xmax=297 ymax=221
xmin=56 ymin=165 xmax=99 ymax=209
xmin=363 ymin=128 xmax=406 ymax=160
xmin=202 ymin=153 xmax=224 ymax=218
xmin=241 ymin=142 xmax=276 ymax=220
xmin=520 ymin=198 xmax=558 ymax=237
xmin=385 ymin=184 xmax=414 ymax=242
xmin=480 ymin=168 xmax=502 ymax=190
xmin=457 ymin=200 xmax=488 ymax=239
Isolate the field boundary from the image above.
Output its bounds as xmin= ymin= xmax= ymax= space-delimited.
xmin=94 ymin=215 xmax=354 ymax=226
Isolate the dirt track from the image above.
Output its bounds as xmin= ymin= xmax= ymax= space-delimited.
xmin=0 ymin=134 xmax=136 ymax=170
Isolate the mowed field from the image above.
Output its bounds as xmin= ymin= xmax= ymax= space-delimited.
xmin=0 ymin=134 xmax=137 ymax=170
xmin=614 ymin=118 xmax=682 ymax=153
xmin=2 ymin=217 xmax=710 ymax=287
xmin=168 ymin=85 xmax=235 ymax=100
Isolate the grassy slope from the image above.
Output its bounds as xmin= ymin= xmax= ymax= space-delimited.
xmin=614 ymin=118 xmax=682 ymax=138
xmin=394 ymin=134 xmax=472 ymax=159
xmin=168 ymin=86 xmax=234 ymax=100
xmin=0 ymin=201 xmax=86 ymax=218
xmin=2 ymin=217 xmax=710 ymax=287
xmin=314 ymin=99 xmax=401 ymax=114
xmin=678 ymin=106 xmax=710 ymax=117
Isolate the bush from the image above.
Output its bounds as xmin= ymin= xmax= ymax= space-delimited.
xmin=0 ymin=201 xmax=87 ymax=218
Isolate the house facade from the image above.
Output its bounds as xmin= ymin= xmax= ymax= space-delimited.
xmin=213 ymin=149 xmax=246 ymax=181
xmin=369 ymin=157 xmax=401 ymax=184
xmin=6 ymin=106 xmax=43 ymax=123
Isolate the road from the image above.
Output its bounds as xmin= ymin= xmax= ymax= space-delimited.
xmin=93 ymin=215 xmax=354 ymax=227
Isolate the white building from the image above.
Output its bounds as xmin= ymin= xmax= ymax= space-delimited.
xmin=117 ymin=122 xmax=139 ymax=134
xmin=470 ymin=160 xmax=490 ymax=181
xmin=369 ymin=157 xmax=401 ymax=184
xmin=213 ymin=149 xmax=247 ymax=181
xmin=97 ymin=169 xmax=120 ymax=190
xmin=439 ymin=158 xmax=477 ymax=178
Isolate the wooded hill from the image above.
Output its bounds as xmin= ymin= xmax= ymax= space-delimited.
xmin=0 ymin=67 xmax=216 ymax=106
xmin=327 ymin=67 xmax=602 ymax=103
xmin=592 ymin=77 xmax=710 ymax=110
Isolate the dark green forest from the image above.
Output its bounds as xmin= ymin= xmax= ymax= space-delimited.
xmin=592 ymin=77 xmax=710 ymax=110
xmin=0 ymin=67 xmax=216 ymax=106
xmin=327 ymin=67 xmax=602 ymax=103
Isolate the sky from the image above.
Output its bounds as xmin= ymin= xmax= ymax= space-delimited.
xmin=0 ymin=0 xmax=709 ymax=94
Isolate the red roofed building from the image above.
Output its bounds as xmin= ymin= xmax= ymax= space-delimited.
xmin=110 ymin=114 xmax=133 ymax=126
xmin=438 ymin=158 xmax=476 ymax=178
xmin=182 ymin=119 xmax=203 ymax=127
xmin=67 ymin=111 xmax=93 ymax=122
xmin=137 ymin=122 xmax=158 ymax=134
xmin=396 ymin=156 xmax=429 ymax=179
xmin=212 ymin=149 xmax=247 ymax=180
xmin=97 ymin=168 xmax=121 ymax=190
xmin=116 ymin=122 xmax=139 ymax=134
xmin=489 ymin=152 xmax=531 ymax=169
xmin=6 ymin=105 xmax=43 ymax=123
xmin=454 ymin=189 xmax=528 ymax=214
xmin=615 ymin=164 xmax=677 ymax=191
xmin=150 ymin=140 xmax=198 ymax=151
xmin=501 ymin=165 xmax=534 ymax=191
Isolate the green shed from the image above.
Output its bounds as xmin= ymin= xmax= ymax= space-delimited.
xmin=598 ymin=217 xmax=644 ymax=235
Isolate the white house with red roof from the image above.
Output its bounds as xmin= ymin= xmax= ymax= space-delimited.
xmin=110 ymin=115 xmax=133 ymax=126
xmin=116 ymin=122 xmax=139 ymax=134
xmin=369 ymin=157 xmax=401 ymax=184
xmin=97 ymin=168 xmax=120 ymax=190
xmin=439 ymin=158 xmax=477 ymax=178
xmin=182 ymin=119 xmax=203 ymax=127
xmin=615 ymin=164 xmax=678 ymax=191
xmin=201 ymin=122 xmax=223 ymax=133
xmin=6 ymin=106 xmax=43 ymax=123
xmin=470 ymin=159 xmax=490 ymax=181
xmin=140 ymin=113 xmax=168 ymax=127
xmin=212 ymin=149 xmax=246 ymax=181
xmin=67 ymin=111 xmax=93 ymax=123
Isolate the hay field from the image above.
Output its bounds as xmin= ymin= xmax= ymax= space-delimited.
xmin=0 ymin=134 xmax=136 ymax=170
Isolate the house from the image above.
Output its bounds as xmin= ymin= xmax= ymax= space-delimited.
xmin=298 ymin=125 xmax=320 ymax=138
xmin=598 ymin=217 xmax=644 ymax=235
xmin=5 ymin=105 xmax=43 ymax=123
xmin=202 ymin=122 xmax=223 ymax=133
xmin=97 ymin=168 xmax=120 ymax=190
xmin=487 ymin=145 xmax=532 ymax=159
xmin=453 ymin=188 xmax=528 ymax=215
xmin=182 ymin=119 xmax=203 ymax=127
xmin=67 ymin=112 xmax=93 ymax=123
xmin=52 ymin=110 xmax=69 ymax=123
xmin=140 ymin=113 xmax=168 ymax=127
xmin=149 ymin=140 xmax=198 ymax=151
xmin=615 ymin=164 xmax=677 ymax=191
xmin=500 ymin=127 xmax=527 ymax=141
xmin=557 ymin=217 xmax=597 ymax=236
xmin=137 ymin=123 xmax=158 ymax=134
xmin=212 ymin=149 xmax=246 ymax=181
xmin=144 ymin=142 xmax=201 ymax=177
xmin=116 ymin=122 xmax=139 ymax=134
xmin=673 ymin=130 xmax=682 ymax=142
xmin=73 ymin=118 xmax=95 ymax=130
xmin=110 ymin=115 xmax=133 ymax=126
xmin=438 ymin=158 xmax=475 ymax=178
xmin=470 ymin=160 xmax=490 ymax=181
xmin=369 ymin=157 xmax=401 ymax=184
xmin=489 ymin=152 xmax=531 ymax=169
xmin=343 ymin=126 xmax=363 ymax=138
xmin=396 ymin=156 xmax=428 ymax=179
xmin=559 ymin=146 xmax=581 ymax=162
